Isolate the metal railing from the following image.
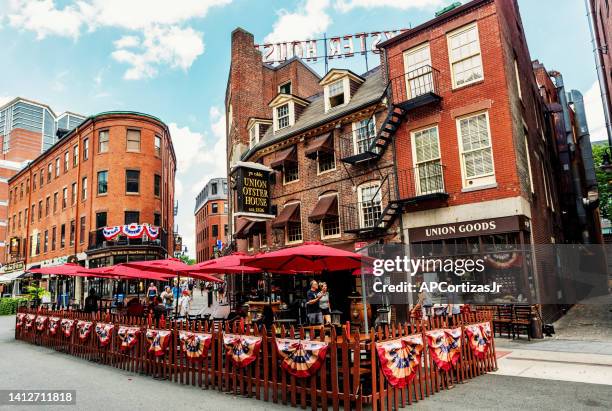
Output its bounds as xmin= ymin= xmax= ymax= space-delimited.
xmin=340 ymin=173 xmax=396 ymax=233
xmin=397 ymin=163 xmax=446 ymax=201
xmin=388 ymin=65 xmax=441 ymax=106
xmin=338 ymin=118 xmax=380 ymax=162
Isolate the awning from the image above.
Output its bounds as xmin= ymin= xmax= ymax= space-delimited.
xmin=234 ymin=218 xmax=267 ymax=239
xmin=308 ymin=195 xmax=338 ymax=223
xmin=272 ymin=203 xmax=301 ymax=229
xmin=305 ymin=132 xmax=333 ymax=159
xmin=0 ymin=271 xmax=26 ymax=283
xmin=270 ymin=146 xmax=297 ymax=170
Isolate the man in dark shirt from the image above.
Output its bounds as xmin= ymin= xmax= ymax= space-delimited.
xmin=306 ymin=280 xmax=322 ymax=325
xmin=84 ymin=288 xmax=99 ymax=313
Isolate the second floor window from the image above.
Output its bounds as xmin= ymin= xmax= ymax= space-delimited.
xmin=47 ymin=163 xmax=52 ymax=182
xmin=70 ymin=220 xmax=75 ymax=246
xmin=358 ymin=183 xmax=382 ymax=229
xmin=97 ymin=171 xmax=108 ymax=194
xmin=64 ymin=151 xmax=69 ymax=172
xmin=211 ymin=203 xmax=218 ymax=214
xmin=127 ymin=129 xmax=141 ymax=152
xmin=353 ymin=118 xmax=376 ymax=155
xmin=457 ymin=112 xmax=494 ymax=187
xmin=83 ymin=138 xmax=89 ymax=160
xmin=73 ymin=145 xmax=79 ymax=167
xmin=317 ymin=151 xmax=335 ymax=173
xmin=212 ymin=224 xmax=219 ymax=238
xmin=126 ymin=170 xmax=140 ymax=193
xmin=124 ymin=211 xmax=139 ymax=225
xmin=277 ymin=104 xmax=289 ymax=129
xmin=71 ymin=182 xmax=77 ymax=205
xmin=60 ymin=224 xmax=66 ymax=248
xmin=55 ymin=157 xmax=60 ymax=177
xmin=62 ymin=188 xmax=67 ymax=209
xmin=99 ymin=130 xmax=109 ymax=153
xmin=53 ymin=192 xmax=58 ymax=213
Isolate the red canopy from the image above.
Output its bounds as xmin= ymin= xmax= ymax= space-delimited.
xmin=88 ymin=265 xmax=173 ymax=281
xmin=121 ymin=258 xmax=190 ymax=274
xmin=29 ymin=263 xmax=115 ymax=278
xmin=179 ymin=253 xmax=260 ymax=275
xmin=245 ymin=242 xmax=365 ymax=272
xmin=184 ymin=272 xmax=224 ymax=283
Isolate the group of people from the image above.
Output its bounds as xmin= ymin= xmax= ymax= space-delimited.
xmin=146 ymin=281 xmax=192 ymax=317
xmin=306 ymin=280 xmax=332 ymax=325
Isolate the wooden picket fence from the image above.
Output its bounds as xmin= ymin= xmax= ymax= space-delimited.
xmin=15 ymin=308 xmax=496 ymax=410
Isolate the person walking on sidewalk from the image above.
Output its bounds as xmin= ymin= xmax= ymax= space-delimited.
xmin=306 ymin=280 xmax=323 ymax=325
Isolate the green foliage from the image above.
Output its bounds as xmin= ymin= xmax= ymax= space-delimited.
xmin=592 ymin=143 xmax=612 ymax=219
xmin=0 ymin=298 xmax=28 ymax=315
xmin=25 ymin=286 xmax=49 ymax=301
xmin=178 ymin=255 xmax=196 ymax=265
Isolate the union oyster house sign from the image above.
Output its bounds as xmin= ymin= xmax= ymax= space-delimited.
xmin=231 ymin=162 xmax=274 ymax=218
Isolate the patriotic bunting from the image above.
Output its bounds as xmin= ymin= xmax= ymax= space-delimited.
xmin=179 ymin=331 xmax=213 ymax=361
xmin=118 ymin=326 xmax=141 ymax=350
xmin=375 ymin=335 xmax=424 ymax=388
xmin=25 ymin=314 xmax=36 ymax=330
xmin=95 ymin=322 xmax=115 ymax=346
xmin=223 ymin=334 xmax=262 ymax=368
xmin=77 ymin=320 xmax=93 ymax=341
xmin=35 ymin=315 xmax=48 ymax=332
xmin=275 ymin=338 xmax=329 ymax=378
xmin=48 ymin=317 xmax=61 ymax=335
xmin=103 ymin=224 xmax=160 ymax=241
xmin=16 ymin=313 xmax=26 ymax=329
xmin=146 ymin=329 xmax=172 ymax=357
xmin=61 ymin=319 xmax=75 ymax=337
xmin=465 ymin=322 xmax=492 ymax=359
xmin=425 ymin=328 xmax=462 ymax=371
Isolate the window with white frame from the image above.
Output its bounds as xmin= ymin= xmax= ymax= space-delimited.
xmin=320 ymin=194 xmax=340 ymax=239
xmin=277 ymin=104 xmax=289 ymax=129
xmin=404 ymin=43 xmax=433 ymax=98
xmin=412 ymin=126 xmax=443 ymax=195
xmin=249 ymin=124 xmax=258 ymax=148
xmin=448 ymin=23 xmax=483 ymax=88
xmin=317 ymin=150 xmax=335 ymax=174
xmin=457 ymin=112 xmax=495 ymax=187
xmin=279 ymin=81 xmax=291 ymax=94
xmin=514 ymin=58 xmax=522 ymax=100
xmin=358 ymin=182 xmax=382 ymax=229
xmin=328 ymin=80 xmax=345 ymax=108
xmin=353 ymin=117 xmax=376 ymax=155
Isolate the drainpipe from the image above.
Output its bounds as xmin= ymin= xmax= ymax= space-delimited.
xmin=585 ymin=0 xmax=612 ymax=148
xmin=569 ymin=89 xmax=599 ymax=193
xmin=551 ymin=71 xmax=591 ymax=244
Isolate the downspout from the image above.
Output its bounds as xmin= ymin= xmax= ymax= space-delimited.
xmin=585 ymin=0 xmax=612 ymax=147
xmin=551 ymin=71 xmax=591 ymax=244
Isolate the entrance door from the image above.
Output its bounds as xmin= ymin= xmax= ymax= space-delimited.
xmin=403 ymin=43 xmax=433 ymax=99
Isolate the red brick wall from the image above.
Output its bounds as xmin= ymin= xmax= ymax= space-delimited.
xmin=195 ymin=199 xmax=228 ymax=262
xmin=6 ymin=113 xmax=176 ymax=265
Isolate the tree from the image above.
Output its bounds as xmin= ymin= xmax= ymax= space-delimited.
xmin=178 ymin=254 xmax=196 ymax=265
xmin=591 ymin=143 xmax=612 ymax=220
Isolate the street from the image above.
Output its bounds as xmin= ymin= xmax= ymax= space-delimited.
xmin=2 ymin=312 xmax=612 ymax=410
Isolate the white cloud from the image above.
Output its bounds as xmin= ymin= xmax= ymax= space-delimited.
xmin=8 ymin=0 xmax=86 ymax=39
xmin=170 ymin=108 xmax=227 ymax=258
xmin=111 ymin=25 xmax=204 ymax=80
xmin=7 ymin=0 xmax=231 ymax=79
xmin=584 ymin=81 xmax=607 ymax=142
xmin=264 ymin=0 xmax=332 ymax=44
xmin=334 ymin=0 xmax=444 ymax=12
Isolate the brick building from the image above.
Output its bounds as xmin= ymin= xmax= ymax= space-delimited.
xmin=0 ymin=98 xmax=85 ymax=265
xmin=587 ymin=0 xmax=612 ymax=145
xmin=195 ymin=177 xmax=229 ymax=262
xmin=5 ymin=111 xmax=176 ymax=298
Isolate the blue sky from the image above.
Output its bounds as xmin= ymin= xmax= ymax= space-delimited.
xmin=0 ymin=0 xmax=606 ymax=257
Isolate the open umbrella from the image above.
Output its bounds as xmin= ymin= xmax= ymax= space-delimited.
xmin=181 ymin=253 xmax=255 ymax=272
xmin=29 ymin=263 xmax=96 ymax=276
xmin=87 ymin=266 xmax=173 ymax=281
xmin=245 ymin=242 xmax=365 ymax=272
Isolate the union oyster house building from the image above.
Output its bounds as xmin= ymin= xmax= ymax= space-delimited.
xmin=225 ymin=0 xmax=603 ymax=323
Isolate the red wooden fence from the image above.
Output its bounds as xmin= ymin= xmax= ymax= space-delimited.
xmin=15 ymin=308 xmax=496 ymax=410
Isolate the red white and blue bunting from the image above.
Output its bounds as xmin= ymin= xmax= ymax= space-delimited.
xmin=95 ymin=322 xmax=115 ymax=346
xmin=118 ymin=326 xmax=140 ymax=350
xmin=48 ymin=317 xmax=61 ymax=335
xmin=102 ymin=224 xmax=160 ymax=241
xmin=275 ymin=338 xmax=329 ymax=378
xmin=375 ymin=335 xmax=424 ymax=388
xmin=223 ymin=334 xmax=262 ymax=368
xmin=146 ymin=329 xmax=172 ymax=357
xmin=35 ymin=315 xmax=48 ymax=332
xmin=16 ymin=313 xmax=26 ymax=329
xmin=25 ymin=314 xmax=36 ymax=330
xmin=425 ymin=328 xmax=462 ymax=371
xmin=179 ymin=331 xmax=213 ymax=361
xmin=61 ymin=319 xmax=75 ymax=337
xmin=465 ymin=322 xmax=492 ymax=359
xmin=77 ymin=320 xmax=93 ymax=341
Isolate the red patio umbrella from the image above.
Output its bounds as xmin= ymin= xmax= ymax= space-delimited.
xmin=121 ymin=258 xmax=190 ymax=273
xmin=245 ymin=242 xmax=365 ymax=272
xmin=181 ymin=253 xmax=255 ymax=272
xmin=29 ymin=263 xmax=94 ymax=276
xmin=87 ymin=265 xmax=173 ymax=281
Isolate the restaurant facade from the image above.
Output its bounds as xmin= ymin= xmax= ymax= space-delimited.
xmin=225 ymin=0 xmax=603 ymax=323
xmin=4 ymin=111 xmax=176 ymax=300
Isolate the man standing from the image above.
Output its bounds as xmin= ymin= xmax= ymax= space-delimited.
xmin=306 ymin=280 xmax=323 ymax=325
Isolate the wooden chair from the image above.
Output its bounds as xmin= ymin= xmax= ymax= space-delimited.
xmin=493 ymin=305 xmax=514 ymax=338
xmin=512 ymin=305 xmax=532 ymax=340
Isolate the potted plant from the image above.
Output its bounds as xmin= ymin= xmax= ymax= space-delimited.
xmin=25 ymin=286 xmax=49 ymax=308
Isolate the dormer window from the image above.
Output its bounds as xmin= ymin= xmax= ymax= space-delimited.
xmin=277 ymin=104 xmax=290 ymax=129
xmin=246 ymin=118 xmax=272 ymax=149
xmin=279 ymin=81 xmax=291 ymax=94
xmin=269 ymin=94 xmax=310 ymax=133
xmin=328 ymin=80 xmax=345 ymax=108
xmin=320 ymin=69 xmax=365 ymax=113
